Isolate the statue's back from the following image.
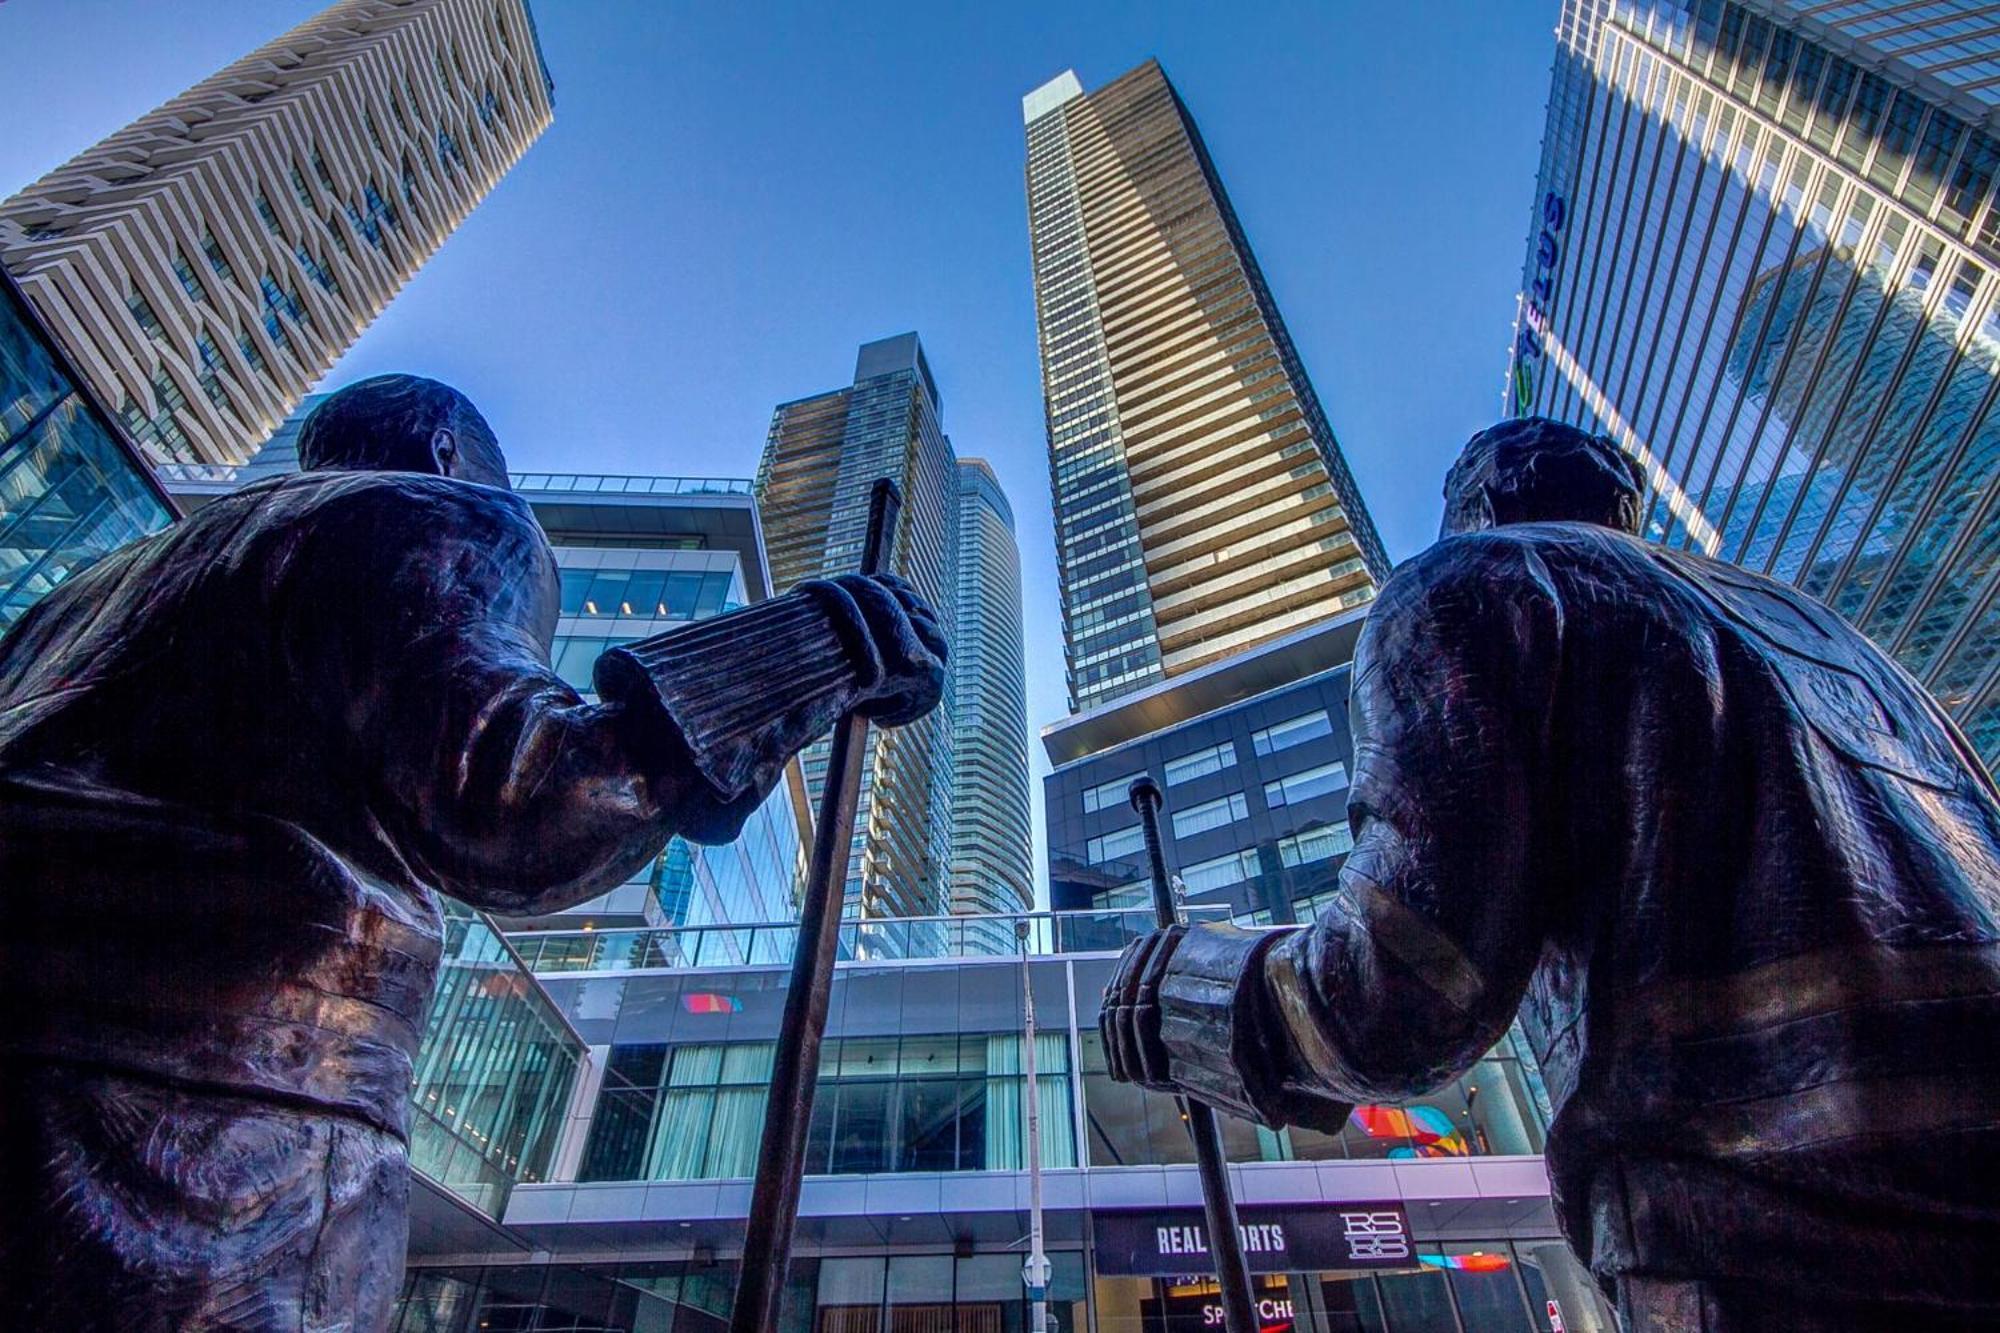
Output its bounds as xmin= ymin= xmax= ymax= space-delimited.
xmin=1485 ymin=522 xmax=2000 ymax=1305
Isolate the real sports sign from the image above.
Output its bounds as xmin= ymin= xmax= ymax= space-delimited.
xmin=1092 ymin=1203 xmax=1414 ymax=1277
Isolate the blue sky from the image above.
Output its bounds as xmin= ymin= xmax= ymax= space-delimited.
xmin=5 ymin=0 xmax=1559 ymax=895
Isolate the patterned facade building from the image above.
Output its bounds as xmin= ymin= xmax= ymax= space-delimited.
xmin=947 ymin=458 xmax=1033 ymax=921
xmin=1023 ymin=61 xmax=1389 ymax=714
xmin=0 ymin=0 xmax=553 ymax=466
xmin=757 ymin=334 xmax=958 ymax=921
xmin=1506 ymin=0 xmax=2000 ymax=762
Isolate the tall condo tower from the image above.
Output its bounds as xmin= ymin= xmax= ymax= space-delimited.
xmin=948 ymin=458 xmax=1033 ymax=920
xmin=1023 ymin=61 xmax=1390 ymax=715
xmin=0 ymin=0 xmax=555 ymax=466
xmin=1507 ymin=0 xmax=2000 ymax=764
xmin=757 ymin=334 xmax=958 ymax=921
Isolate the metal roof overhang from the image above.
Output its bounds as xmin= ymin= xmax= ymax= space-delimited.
xmin=527 ymin=491 xmax=771 ymax=601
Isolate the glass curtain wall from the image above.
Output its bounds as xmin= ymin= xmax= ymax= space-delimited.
xmin=1506 ymin=0 xmax=2000 ymax=760
xmin=579 ymin=1033 xmax=1077 ymax=1182
xmin=408 ymin=902 xmax=586 ymax=1215
xmin=548 ymin=555 xmax=743 ymax=689
xmin=0 ymin=272 xmax=173 ymax=625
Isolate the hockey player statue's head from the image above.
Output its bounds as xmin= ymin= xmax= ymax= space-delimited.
xmin=1441 ymin=415 xmax=1645 ymax=537
xmin=299 ymin=372 xmax=511 ymax=489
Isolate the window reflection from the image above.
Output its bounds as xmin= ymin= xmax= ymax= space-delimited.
xmin=557 ymin=566 xmax=734 ymax=620
xmin=0 ymin=278 xmax=173 ymax=625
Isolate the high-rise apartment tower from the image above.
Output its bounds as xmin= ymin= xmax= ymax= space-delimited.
xmin=947 ymin=458 xmax=1033 ymax=920
xmin=1507 ymin=0 xmax=2000 ymax=763
xmin=0 ymin=0 xmax=554 ymax=466
xmin=1024 ymin=61 xmax=1390 ymax=715
xmin=757 ymin=334 xmax=958 ymax=921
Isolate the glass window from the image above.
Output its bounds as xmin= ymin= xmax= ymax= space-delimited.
xmin=885 ymin=1254 xmax=953 ymax=1310
xmin=171 ymin=250 xmax=210 ymax=306
xmin=580 ymin=570 xmax=625 ymax=617
xmin=1432 ymin=1242 xmax=1535 ymax=1330
xmin=235 ymin=328 xmax=267 ymax=374
xmin=1179 ymin=848 xmax=1259 ymax=894
xmin=551 ymin=637 xmax=601 ymax=689
xmin=582 ymin=1033 xmax=1072 ymax=1183
xmin=694 ymin=571 xmax=731 ymax=617
xmin=409 ymin=904 xmax=584 ymax=1207
xmin=663 ymin=571 xmax=704 ymax=619
xmin=0 ymin=283 xmax=174 ymax=624
xmin=1250 ymin=709 xmax=1334 ymax=756
xmin=1080 ymin=772 xmax=1140 ymax=814
xmin=817 ymin=1257 xmax=885 ymax=1324
xmin=1293 ymin=887 xmax=1343 ymax=926
xmin=1375 ymin=1264 xmax=1459 ymax=1329
xmin=895 ymin=1046 xmax=968 ymax=1172
xmin=125 ymin=291 xmax=165 ymax=342
xmin=576 ymin=1045 xmax=664 ymax=1182
xmin=1264 ymin=762 xmax=1347 ymax=808
xmin=558 ymin=569 xmax=594 ymax=616
xmin=1164 ymin=740 xmax=1236 ymax=785
xmin=1087 ymin=825 xmax=1145 ymax=864
xmin=1171 ymin=792 xmax=1249 ymax=838
xmin=622 ymin=569 xmax=667 ymax=617
xmin=1278 ymin=822 xmax=1353 ymax=866
xmin=200 ymin=230 xmax=236 ymax=283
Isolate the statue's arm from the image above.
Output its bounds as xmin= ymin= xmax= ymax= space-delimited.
xmin=311 ymin=487 xmax=941 ymax=916
xmin=1104 ymin=536 xmax=1563 ymax=1128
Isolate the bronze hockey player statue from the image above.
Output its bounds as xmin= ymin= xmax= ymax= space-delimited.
xmin=0 ymin=375 xmax=946 ymax=1329
xmin=1102 ymin=417 xmax=2000 ymax=1330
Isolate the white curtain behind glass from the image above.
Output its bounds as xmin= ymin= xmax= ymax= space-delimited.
xmin=646 ymin=1043 xmax=722 ymax=1179
xmin=710 ymin=1043 xmax=776 ymax=1177
xmin=982 ymin=1034 xmax=1074 ymax=1169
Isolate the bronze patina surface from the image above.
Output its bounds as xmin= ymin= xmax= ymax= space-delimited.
xmin=0 ymin=375 xmax=944 ymax=1330
xmin=1102 ymin=417 xmax=2000 ymax=1330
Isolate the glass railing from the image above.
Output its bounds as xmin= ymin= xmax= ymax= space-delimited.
xmin=409 ymin=901 xmax=588 ymax=1218
xmin=508 ymin=906 xmax=1233 ymax=975
xmin=152 ymin=465 xmax=757 ymax=499
xmin=509 ymin=473 xmax=753 ymax=497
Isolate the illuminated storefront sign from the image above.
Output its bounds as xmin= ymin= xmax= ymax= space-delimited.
xmin=1092 ymin=1203 xmax=1413 ymax=1276
xmin=1513 ymin=190 xmax=1569 ymax=415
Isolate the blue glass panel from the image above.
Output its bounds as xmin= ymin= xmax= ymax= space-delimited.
xmin=0 ymin=281 xmax=172 ymax=625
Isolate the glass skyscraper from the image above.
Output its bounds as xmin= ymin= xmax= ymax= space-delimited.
xmin=1024 ymin=61 xmax=1389 ymax=714
xmin=757 ymin=334 xmax=959 ymax=921
xmin=947 ymin=458 xmax=1033 ymax=921
xmin=0 ymin=0 xmax=553 ymax=465
xmin=1507 ymin=0 xmax=2000 ymax=762
xmin=0 ymin=266 xmax=175 ymax=626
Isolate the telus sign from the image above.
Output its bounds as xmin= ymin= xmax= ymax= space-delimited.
xmin=1513 ymin=190 xmax=1568 ymax=415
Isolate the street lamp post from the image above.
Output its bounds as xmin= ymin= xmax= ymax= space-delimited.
xmin=1017 ymin=916 xmax=1052 ymax=1333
